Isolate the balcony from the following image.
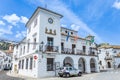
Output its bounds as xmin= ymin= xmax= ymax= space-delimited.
xmin=76 ymin=49 xmax=86 ymax=55
xmin=39 ymin=45 xmax=59 ymax=53
xmin=88 ymin=51 xmax=97 ymax=56
xmin=45 ymin=46 xmax=59 ymax=52
xmin=61 ymin=48 xmax=75 ymax=54
xmin=104 ymin=56 xmax=113 ymax=60
xmin=61 ymin=48 xmax=97 ymax=57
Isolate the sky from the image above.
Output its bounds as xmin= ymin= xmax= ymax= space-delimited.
xmin=0 ymin=0 xmax=120 ymax=45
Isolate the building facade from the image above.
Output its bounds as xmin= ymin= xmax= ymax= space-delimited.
xmin=0 ymin=50 xmax=12 ymax=71
xmin=98 ymin=44 xmax=120 ymax=71
xmin=12 ymin=7 xmax=99 ymax=78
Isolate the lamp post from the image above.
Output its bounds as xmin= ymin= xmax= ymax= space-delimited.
xmin=40 ymin=41 xmax=44 ymax=58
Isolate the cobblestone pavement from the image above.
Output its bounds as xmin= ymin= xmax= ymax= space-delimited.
xmin=0 ymin=71 xmax=24 ymax=80
xmin=3 ymin=69 xmax=120 ymax=80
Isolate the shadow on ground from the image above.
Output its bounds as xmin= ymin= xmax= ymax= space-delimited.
xmin=0 ymin=71 xmax=24 ymax=80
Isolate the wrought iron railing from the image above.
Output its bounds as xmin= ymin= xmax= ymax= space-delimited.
xmin=45 ymin=45 xmax=59 ymax=52
xmin=61 ymin=48 xmax=75 ymax=54
xmin=104 ymin=56 xmax=113 ymax=60
xmin=39 ymin=45 xmax=59 ymax=52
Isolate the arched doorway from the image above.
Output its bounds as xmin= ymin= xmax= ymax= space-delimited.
xmin=118 ymin=64 xmax=120 ymax=68
xmin=90 ymin=58 xmax=96 ymax=72
xmin=78 ymin=58 xmax=86 ymax=73
xmin=107 ymin=62 xmax=111 ymax=68
xmin=63 ymin=57 xmax=74 ymax=67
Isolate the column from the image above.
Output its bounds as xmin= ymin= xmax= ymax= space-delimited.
xmin=85 ymin=59 xmax=91 ymax=73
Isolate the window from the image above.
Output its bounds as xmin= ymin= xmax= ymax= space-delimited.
xmin=23 ymin=46 xmax=25 ymax=54
xmin=33 ymin=38 xmax=36 ymax=49
xmin=30 ymin=57 xmax=33 ymax=69
xmin=99 ymin=61 xmax=102 ymax=65
xmin=34 ymin=18 xmax=37 ymax=27
xmin=28 ymin=26 xmax=31 ymax=33
xmin=47 ymin=58 xmax=54 ymax=71
xmin=27 ymin=39 xmax=30 ymax=52
xmin=22 ymin=59 xmax=24 ymax=69
xmin=83 ymin=46 xmax=86 ymax=53
xmin=61 ymin=43 xmax=64 ymax=51
xmin=71 ymin=32 xmax=73 ymax=35
xmin=65 ymin=31 xmax=67 ymax=33
xmin=47 ymin=37 xmax=53 ymax=46
xmin=20 ymin=46 xmax=22 ymax=55
xmin=19 ymin=60 xmax=21 ymax=69
xmin=26 ymin=58 xmax=28 ymax=69
xmin=72 ymin=44 xmax=76 ymax=54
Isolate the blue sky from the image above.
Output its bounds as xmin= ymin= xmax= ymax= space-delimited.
xmin=0 ymin=0 xmax=120 ymax=45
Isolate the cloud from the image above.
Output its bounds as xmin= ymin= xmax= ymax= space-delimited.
xmin=3 ymin=14 xmax=28 ymax=25
xmin=15 ymin=31 xmax=26 ymax=39
xmin=112 ymin=1 xmax=120 ymax=9
xmin=0 ymin=20 xmax=5 ymax=25
xmin=3 ymin=14 xmax=20 ymax=25
xmin=20 ymin=16 xmax=28 ymax=24
xmin=71 ymin=24 xmax=80 ymax=31
xmin=61 ymin=24 xmax=67 ymax=28
xmin=0 ymin=25 xmax=13 ymax=35
xmin=27 ymin=0 xmax=103 ymax=43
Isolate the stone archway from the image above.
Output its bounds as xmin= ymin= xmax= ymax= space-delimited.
xmin=63 ymin=57 xmax=74 ymax=67
xmin=107 ymin=62 xmax=111 ymax=68
xmin=90 ymin=58 xmax=96 ymax=72
xmin=78 ymin=58 xmax=86 ymax=73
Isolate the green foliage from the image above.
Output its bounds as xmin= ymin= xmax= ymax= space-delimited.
xmin=0 ymin=41 xmax=11 ymax=50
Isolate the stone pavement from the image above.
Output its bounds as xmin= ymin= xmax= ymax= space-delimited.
xmin=0 ymin=71 xmax=24 ymax=80
xmin=5 ymin=69 xmax=120 ymax=80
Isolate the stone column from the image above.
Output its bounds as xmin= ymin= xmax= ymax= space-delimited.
xmin=85 ymin=59 xmax=91 ymax=73
xmin=95 ymin=59 xmax=100 ymax=72
xmin=74 ymin=58 xmax=78 ymax=69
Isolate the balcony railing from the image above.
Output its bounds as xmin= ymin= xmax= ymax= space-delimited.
xmin=61 ymin=48 xmax=97 ymax=56
xmin=104 ymin=56 xmax=113 ymax=60
xmin=39 ymin=45 xmax=59 ymax=52
xmin=76 ymin=49 xmax=86 ymax=55
xmin=88 ymin=51 xmax=97 ymax=56
xmin=61 ymin=48 xmax=75 ymax=54
xmin=45 ymin=46 xmax=59 ymax=52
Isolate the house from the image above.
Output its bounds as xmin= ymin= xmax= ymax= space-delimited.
xmin=98 ymin=43 xmax=120 ymax=70
xmin=12 ymin=7 xmax=100 ymax=78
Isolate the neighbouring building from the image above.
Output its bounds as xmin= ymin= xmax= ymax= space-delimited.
xmin=0 ymin=51 xmax=6 ymax=71
xmin=0 ymin=50 xmax=12 ymax=71
xmin=98 ymin=43 xmax=120 ymax=71
xmin=12 ymin=7 xmax=100 ymax=78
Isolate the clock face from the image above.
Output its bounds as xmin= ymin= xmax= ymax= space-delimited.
xmin=48 ymin=18 xmax=53 ymax=24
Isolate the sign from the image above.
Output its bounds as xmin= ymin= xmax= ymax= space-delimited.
xmin=34 ymin=55 xmax=38 ymax=60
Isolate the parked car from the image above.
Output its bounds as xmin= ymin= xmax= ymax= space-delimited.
xmin=58 ymin=66 xmax=82 ymax=77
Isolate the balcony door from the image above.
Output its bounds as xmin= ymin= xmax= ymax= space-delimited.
xmin=72 ymin=44 xmax=76 ymax=54
xmin=47 ymin=37 xmax=54 ymax=51
xmin=83 ymin=46 xmax=86 ymax=54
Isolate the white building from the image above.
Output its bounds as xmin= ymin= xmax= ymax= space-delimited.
xmin=98 ymin=43 xmax=120 ymax=71
xmin=12 ymin=7 xmax=100 ymax=78
xmin=0 ymin=51 xmax=6 ymax=71
xmin=0 ymin=50 xmax=12 ymax=71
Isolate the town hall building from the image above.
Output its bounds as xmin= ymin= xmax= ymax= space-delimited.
xmin=12 ymin=7 xmax=99 ymax=78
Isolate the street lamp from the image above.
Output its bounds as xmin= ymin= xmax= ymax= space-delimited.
xmin=39 ymin=41 xmax=44 ymax=52
xmin=40 ymin=41 xmax=44 ymax=58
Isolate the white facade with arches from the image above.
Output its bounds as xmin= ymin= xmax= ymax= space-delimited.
xmin=12 ymin=7 xmax=99 ymax=78
xmin=98 ymin=44 xmax=120 ymax=71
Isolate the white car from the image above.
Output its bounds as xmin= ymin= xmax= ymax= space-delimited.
xmin=58 ymin=67 xmax=82 ymax=77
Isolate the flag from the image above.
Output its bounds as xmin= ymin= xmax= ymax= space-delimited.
xmin=74 ymin=35 xmax=78 ymax=43
xmin=86 ymin=40 xmax=89 ymax=45
xmin=90 ymin=36 xmax=94 ymax=43
xmin=66 ymin=31 xmax=70 ymax=41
